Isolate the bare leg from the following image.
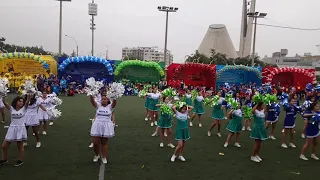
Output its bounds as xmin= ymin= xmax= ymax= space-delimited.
xmin=1 ymin=141 xmax=10 ymax=160
xmin=225 ymin=133 xmax=234 ymax=143
xmin=167 ymin=128 xmax=172 ymax=144
xmin=290 ymin=128 xmax=294 ymax=143
xmin=160 ymin=128 xmax=165 ymax=143
xmin=209 ymin=120 xmax=217 ymax=132
xmin=32 ymin=126 xmax=40 ymax=142
xmin=312 ymin=138 xmax=317 ymax=154
xmin=92 ymin=137 xmax=100 ymax=156
xmin=101 ymin=138 xmax=109 ymax=159
xmin=17 ymin=141 xmax=24 ymax=161
xmin=235 ymin=132 xmax=240 ymax=143
xmin=217 ymin=121 xmax=221 ymax=133
xmin=301 ymin=138 xmax=311 ymax=155
xmin=282 ymin=129 xmax=288 ymax=144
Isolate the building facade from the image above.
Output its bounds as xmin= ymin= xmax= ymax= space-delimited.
xmin=122 ymin=46 xmax=173 ymax=64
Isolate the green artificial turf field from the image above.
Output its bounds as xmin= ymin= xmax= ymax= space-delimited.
xmin=0 ymin=95 xmax=319 ymax=180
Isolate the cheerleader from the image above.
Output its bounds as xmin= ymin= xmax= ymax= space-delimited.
xmin=242 ymin=95 xmax=252 ymax=131
xmin=0 ymin=95 xmax=31 ymax=167
xmin=282 ymin=99 xmax=299 ymax=148
xmin=301 ymin=96 xmax=316 ymax=139
xmin=147 ymin=87 xmax=161 ymax=127
xmin=170 ymin=104 xmax=194 ymax=162
xmin=184 ymin=89 xmax=192 ymax=106
xmin=208 ymin=91 xmax=226 ymax=137
xmin=24 ymin=95 xmax=47 ymax=148
xmin=250 ymin=102 xmax=268 ymax=163
xmin=156 ymin=96 xmax=175 ymax=148
xmin=38 ymin=91 xmax=53 ymax=135
xmin=47 ymin=93 xmax=56 ymax=126
xmin=190 ymin=90 xmax=205 ymax=127
xmin=224 ymin=102 xmax=242 ymax=148
xmin=300 ymin=103 xmax=319 ymax=160
xmin=0 ymin=100 xmax=5 ymax=124
xmin=144 ymin=88 xmax=152 ymax=121
xmin=265 ymin=102 xmax=278 ymax=140
xmin=89 ymin=95 xmax=116 ymax=164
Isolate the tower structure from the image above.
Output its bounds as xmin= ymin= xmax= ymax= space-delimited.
xmin=238 ymin=0 xmax=256 ymax=57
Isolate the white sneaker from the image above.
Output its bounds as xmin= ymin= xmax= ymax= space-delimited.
xmin=151 ymin=132 xmax=157 ymax=137
xmin=217 ymin=133 xmax=222 ymax=138
xmin=89 ymin=143 xmax=94 ymax=148
xmin=42 ymin=131 xmax=47 ymax=135
xmin=247 ymin=127 xmax=252 ymax=131
xmin=154 ymin=121 xmax=158 ymax=126
xmin=301 ymin=134 xmax=306 ymax=139
xmin=170 ymin=155 xmax=176 ymax=162
xmin=150 ymin=122 xmax=154 ymax=127
xmin=32 ymin=133 xmax=35 ymax=136
xmin=167 ymin=143 xmax=175 ymax=148
xmin=199 ymin=123 xmax=202 ymax=128
xmin=36 ymin=142 xmax=41 ymax=148
xmin=300 ymin=154 xmax=308 ymax=161
xmin=289 ymin=143 xmax=296 ymax=148
xmin=311 ymin=154 xmax=319 ymax=160
xmin=101 ymin=158 xmax=108 ymax=164
xmin=256 ymin=155 xmax=262 ymax=161
xmin=282 ymin=129 xmax=285 ymax=133
xmin=49 ymin=122 xmax=53 ymax=126
xmin=207 ymin=131 xmax=211 ymax=137
xmin=93 ymin=155 xmax=100 ymax=162
xmin=164 ymin=132 xmax=168 ymax=137
xmin=23 ymin=142 xmax=27 ymax=147
xmin=251 ymin=156 xmax=260 ymax=163
xmin=281 ymin=143 xmax=288 ymax=148
xmin=187 ymin=116 xmax=190 ymax=119
xmin=189 ymin=122 xmax=193 ymax=127
xmin=223 ymin=142 xmax=228 ymax=148
xmin=234 ymin=143 xmax=241 ymax=148
xmin=269 ymin=136 xmax=276 ymax=140
xmin=144 ymin=117 xmax=148 ymax=121
xmin=160 ymin=142 xmax=164 ymax=148
xmin=178 ymin=156 xmax=186 ymax=162
xmin=242 ymin=127 xmax=245 ymax=131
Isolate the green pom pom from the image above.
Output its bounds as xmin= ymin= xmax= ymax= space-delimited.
xmin=160 ymin=104 xmax=174 ymax=115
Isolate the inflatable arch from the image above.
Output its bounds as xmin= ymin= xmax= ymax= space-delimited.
xmin=217 ymin=65 xmax=262 ymax=79
xmin=58 ymin=56 xmax=113 ymax=75
xmin=0 ymin=52 xmax=49 ymax=69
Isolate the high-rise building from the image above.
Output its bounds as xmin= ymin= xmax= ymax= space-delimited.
xmin=238 ymin=0 xmax=256 ymax=57
xmin=198 ymin=24 xmax=238 ymax=59
xmin=122 ymin=46 xmax=173 ymax=64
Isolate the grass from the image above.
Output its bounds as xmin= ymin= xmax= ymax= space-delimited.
xmin=0 ymin=95 xmax=319 ymax=180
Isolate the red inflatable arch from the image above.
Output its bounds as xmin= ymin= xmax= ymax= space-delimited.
xmin=262 ymin=67 xmax=316 ymax=87
xmin=167 ymin=63 xmax=216 ymax=88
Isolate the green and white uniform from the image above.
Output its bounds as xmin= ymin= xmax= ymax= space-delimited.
xmin=193 ymin=96 xmax=205 ymax=115
xmin=147 ymin=93 xmax=161 ymax=111
xmin=212 ymin=97 xmax=226 ymax=120
xmin=226 ymin=109 xmax=243 ymax=133
xmin=250 ymin=109 xmax=268 ymax=140
xmin=158 ymin=104 xmax=173 ymax=128
xmin=175 ymin=111 xmax=191 ymax=141
xmin=184 ymin=94 xmax=192 ymax=106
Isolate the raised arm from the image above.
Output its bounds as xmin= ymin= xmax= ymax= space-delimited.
xmin=24 ymin=95 xmax=31 ymax=109
xmin=2 ymin=97 xmax=10 ymax=110
xmin=252 ymin=104 xmax=258 ymax=113
xmin=111 ymin=100 xmax=117 ymax=109
xmin=172 ymin=105 xmax=178 ymax=113
xmin=187 ymin=105 xmax=194 ymax=112
xmin=90 ymin=95 xmax=98 ymax=108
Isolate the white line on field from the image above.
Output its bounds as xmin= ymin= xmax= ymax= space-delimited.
xmin=98 ymin=162 xmax=105 ymax=180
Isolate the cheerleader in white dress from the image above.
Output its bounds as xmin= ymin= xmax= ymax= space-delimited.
xmin=0 ymin=95 xmax=31 ymax=167
xmin=37 ymin=91 xmax=53 ymax=135
xmin=90 ymin=95 xmax=116 ymax=164
xmin=47 ymin=93 xmax=56 ymax=126
xmin=0 ymin=100 xmax=5 ymax=124
xmin=24 ymin=95 xmax=47 ymax=148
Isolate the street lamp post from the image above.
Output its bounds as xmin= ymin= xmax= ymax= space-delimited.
xmin=248 ymin=12 xmax=267 ymax=66
xmin=57 ymin=0 xmax=71 ymax=57
xmin=158 ymin=6 xmax=178 ymax=66
xmin=89 ymin=0 xmax=98 ymax=56
xmin=65 ymin=35 xmax=78 ymax=56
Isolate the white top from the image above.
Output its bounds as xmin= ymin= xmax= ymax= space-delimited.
xmin=232 ymin=109 xmax=242 ymax=118
xmin=10 ymin=106 xmax=27 ymax=126
xmin=255 ymin=109 xmax=265 ymax=118
xmin=95 ymin=103 xmax=113 ymax=122
xmin=218 ymin=97 xmax=225 ymax=104
xmin=148 ymin=93 xmax=161 ymax=100
xmin=26 ymin=100 xmax=40 ymax=115
xmin=196 ymin=96 xmax=204 ymax=102
xmin=185 ymin=94 xmax=191 ymax=98
xmin=38 ymin=97 xmax=52 ymax=112
xmin=176 ymin=111 xmax=188 ymax=120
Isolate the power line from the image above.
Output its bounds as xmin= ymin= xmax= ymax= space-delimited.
xmin=255 ymin=23 xmax=320 ymax=31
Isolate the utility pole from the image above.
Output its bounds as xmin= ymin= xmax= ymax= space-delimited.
xmin=57 ymin=0 xmax=71 ymax=57
xmin=89 ymin=0 xmax=97 ymax=56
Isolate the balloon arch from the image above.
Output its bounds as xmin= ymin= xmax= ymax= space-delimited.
xmin=217 ymin=65 xmax=262 ymax=79
xmin=0 ymin=52 xmax=50 ymax=69
xmin=58 ymin=56 xmax=113 ymax=75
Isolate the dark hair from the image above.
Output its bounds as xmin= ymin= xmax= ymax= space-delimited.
xmin=25 ymin=94 xmax=37 ymax=105
xmin=11 ymin=96 xmax=25 ymax=109
xmin=310 ymin=102 xmax=318 ymax=111
xmin=162 ymin=96 xmax=167 ymax=102
xmin=257 ymin=102 xmax=264 ymax=108
xmin=179 ymin=105 xmax=187 ymax=112
xmin=101 ymin=95 xmax=111 ymax=105
xmin=288 ymin=98 xmax=294 ymax=103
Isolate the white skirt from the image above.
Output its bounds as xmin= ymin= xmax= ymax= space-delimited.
xmin=38 ymin=110 xmax=50 ymax=121
xmin=90 ymin=121 xmax=115 ymax=138
xmin=5 ymin=126 xmax=27 ymax=142
xmin=25 ymin=114 xmax=40 ymax=126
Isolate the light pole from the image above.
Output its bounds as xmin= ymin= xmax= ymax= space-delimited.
xmin=89 ymin=0 xmax=98 ymax=56
xmin=248 ymin=12 xmax=267 ymax=66
xmin=57 ymin=0 xmax=71 ymax=57
xmin=65 ymin=35 xmax=78 ymax=56
xmin=158 ymin=6 xmax=178 ymax=66
xmin=105 ymin=45 xmax=108 ymax=59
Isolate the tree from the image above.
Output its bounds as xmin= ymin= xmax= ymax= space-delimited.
xmin=185 ymin=50 xmax=210 ymax=64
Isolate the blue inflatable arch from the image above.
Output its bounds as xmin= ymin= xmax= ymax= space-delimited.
xmin=58 ymin=56 xmax=113 ymax=75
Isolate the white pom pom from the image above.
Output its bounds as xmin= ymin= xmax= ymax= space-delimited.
xmin=36 ymin=91 xmax=42 ymax=98
xmin=52 ymin=97 xmax=63 ymax=106
xmin=46 ymin=106 xmax=62 ymax=119
xmin=0 ymin=78 xmax=9 ymax=98
xmin=85 ymin=77 xmax=104 ymax=96
xmin=22 ymin=80 xmax=36 ymax=95
xmin=106 ymin=82 xmax=125 ymax=100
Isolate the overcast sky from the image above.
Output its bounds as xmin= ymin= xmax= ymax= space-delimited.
xmin=1 ymin=0 xmax=320 ymax=63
